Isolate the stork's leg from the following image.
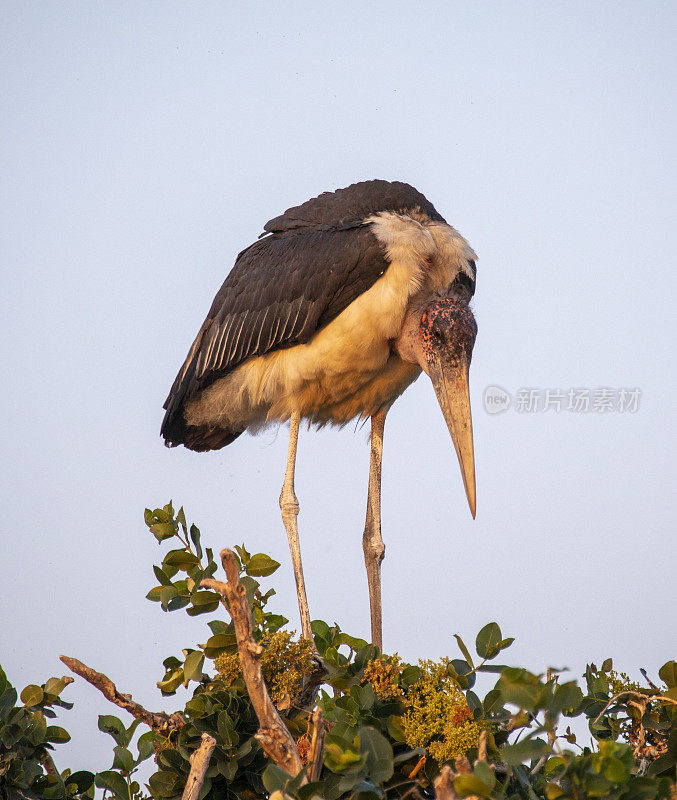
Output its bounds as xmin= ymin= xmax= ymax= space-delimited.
xmin=279 ymin=410 xmax=313 ymax=642
xmin=363 ymin=408 xmax=387 ymax=650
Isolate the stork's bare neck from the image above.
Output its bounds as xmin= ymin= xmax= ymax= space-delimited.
xmin=394 ymin=290 xmax=477 ymax=374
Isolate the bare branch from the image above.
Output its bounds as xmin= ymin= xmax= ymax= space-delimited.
xmin=308 ymin=707 xmax=326 ymax=782
xmin=531 ymin=721 xmax=558 ymax=775
xmin=433 ymin=765 xmax=460 ymax=800
xmin=41 ymin=752 xmax=58 ymax=776
xmin=476 ymin=729 xmax=488 ymax=763
xmin=200 ymin=578 xmax=229 ymax=600
xmin=201 ymin=548 xmax=304 ymax=780
xmin=292 ymin=657 xmax=327 ymax=711
xmin=60 ymin=655 xmax=184 ymax=737
xmin=594 ymin=690 xmax=677 ymax=723
xmin=182 ymin=732 xmax=216 ymax=800
xmin=454 ymin=755 xmax=472 ymax=775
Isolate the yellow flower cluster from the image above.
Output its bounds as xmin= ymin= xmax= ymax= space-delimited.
xmin=362 ymin=654 xmax=404 ymax=701
xmin=215 ymin=630 xmax=315 ymax=707
xmin=399 ymin=658 xmax=480 ymax=764
xmin=608 ymin=669 xmax=642 ymax=696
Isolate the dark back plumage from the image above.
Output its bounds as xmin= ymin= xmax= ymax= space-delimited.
xmin=161 ymin=180 xmax=445 ymax=450
xmin=263 ymin=180 xmax=445 ymax=233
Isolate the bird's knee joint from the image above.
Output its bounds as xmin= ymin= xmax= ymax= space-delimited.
xmin=363 ymin=535 xmax=385 ymax=563
xmin=279 ymin=490 xmax=299 ymax=516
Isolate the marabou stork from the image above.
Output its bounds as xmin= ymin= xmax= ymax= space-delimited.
xmin=161 ymin=180 xmax=477 ymax=650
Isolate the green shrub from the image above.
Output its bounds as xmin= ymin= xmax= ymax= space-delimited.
xmin=3 ymin=502 xmax=675 ymax=799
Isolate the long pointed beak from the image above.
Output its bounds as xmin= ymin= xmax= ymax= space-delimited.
xmin=427 ymin=355 xmax=477 ymax=518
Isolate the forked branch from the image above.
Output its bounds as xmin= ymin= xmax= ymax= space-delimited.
xmin=60 ymin=655 xmax=184 ymax=738
xmin=202 ymin=548 xmax=304 ymax=780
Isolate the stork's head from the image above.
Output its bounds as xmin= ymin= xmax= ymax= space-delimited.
xmin=396 ymin=294 xmax=477 ymax=517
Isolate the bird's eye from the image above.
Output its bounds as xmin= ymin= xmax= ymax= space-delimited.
xmin=431 ymin=325 xmax=446 ymax=343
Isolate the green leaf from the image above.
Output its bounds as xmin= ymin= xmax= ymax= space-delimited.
xmin=262 ymin=763 xmax=292 ymax=792
xmin=157 ymin=668 xmax=184 ymax=695
xmin=163 ymin=549 xmax=199 ymax=570
xmin=166 ymin=595 xmax=190 ymax=612
xmin=186 ymin=603 xmax=221 ymax=617
xmin=450 ymin=659 xmax=476 ymax=689
xmin=159 ymin=585 xmax=178 ymax=606
xmin=324 ymin=731 xmax=365 ymax=774
xmin=183 ymin=651 xmax=205 ymax=683
xmin=454 ymin=634 xmax=475 ymax=668
xmin=158 ymin=748 xmax=189 ymax=774
xmin=354 ymin=683 xmax=376 ymax=711
xmin=45 ymin=725 xmax=70 ymax=743
xmin=311 ymin=620 xmax=331 ymax=638
xmin=65 ymin=771 xmax=95 ymax=793
xmin=545 ymin=756 xmax=566 ymax=777
xmin=659 ymin=660 xmax=677 ymax=688
xmin=189 ymin=524 xmax=203 ymax=559
xmin=207 ymin=619 xmax=230 ymax=635
xmin=262 ymin=612 xmax=289 ymax=632
xmin=21 ymin=685 xmax=44 ymax=707
xmin=150 ymin=522 xmax=176 ymax=542
xmin=189 ymin=591 xmax=221 ymax=611
xmin=467 ymin=690 xmax=482 ymax=714
xmin=337 ymin=632 xmax=369 ymax=651
xmin=454 ymin=774 xmax=492 ymax=797
xmin=483 ymin=688 xmax=504 ymax=715
xmin=473 ymin=760 xmax=496 ymax=790
xmin=476 ymin=622 xmax=502 ymax=659
xmin=204 ymin=633 xmax=237 ymax=658
xmin=146 ymin=586 xmax=162 ymax=602
xmin=96 ymin=770 xmax=130 ymax=800
xmin=501 ymin=737 xmax=551 ymax=765
xmin=217 ymin=710 xmax=240 ymax=748
xmin=602 ymin=755 xmax=627 ymax=782
xmin=359 ymin=725 xmax=393 ymax=784
xmin=148 ymin=769 xmax=184 ymax=798
xmin=27 ymin=709 xmax=47 ymax=744
xmin=112 ymin=745 xmax=134 ymax=774
xmin=245 ymin=553 xmax=280 ymax=577
xmin=552 ymin=681 xmax=583 ymax=714
xmin=98 ymin=715 xmax=126 ymax=745
xmin=135 ymin=731 xmax=156 ymax=764
xmin=497 ymin=668 xmax=548 ymax=712
xmin=387 ymin=715 xmax=406 ymax=743
xmin=400 ymin=665 xmax=424 ymax=687
xmin=153 ymin=566 xmax=173 ymax=586
xmin=44 ymin=677 xmax=69 ymax=698
xmin=0 ymin=687 xmax=18 ymax=721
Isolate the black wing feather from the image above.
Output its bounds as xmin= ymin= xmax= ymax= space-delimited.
xmin=161 ymin=224 xmax=389 ymax=447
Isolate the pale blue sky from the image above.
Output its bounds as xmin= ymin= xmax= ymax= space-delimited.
xmin=2 ymin=0 xmax=675 ymax=776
